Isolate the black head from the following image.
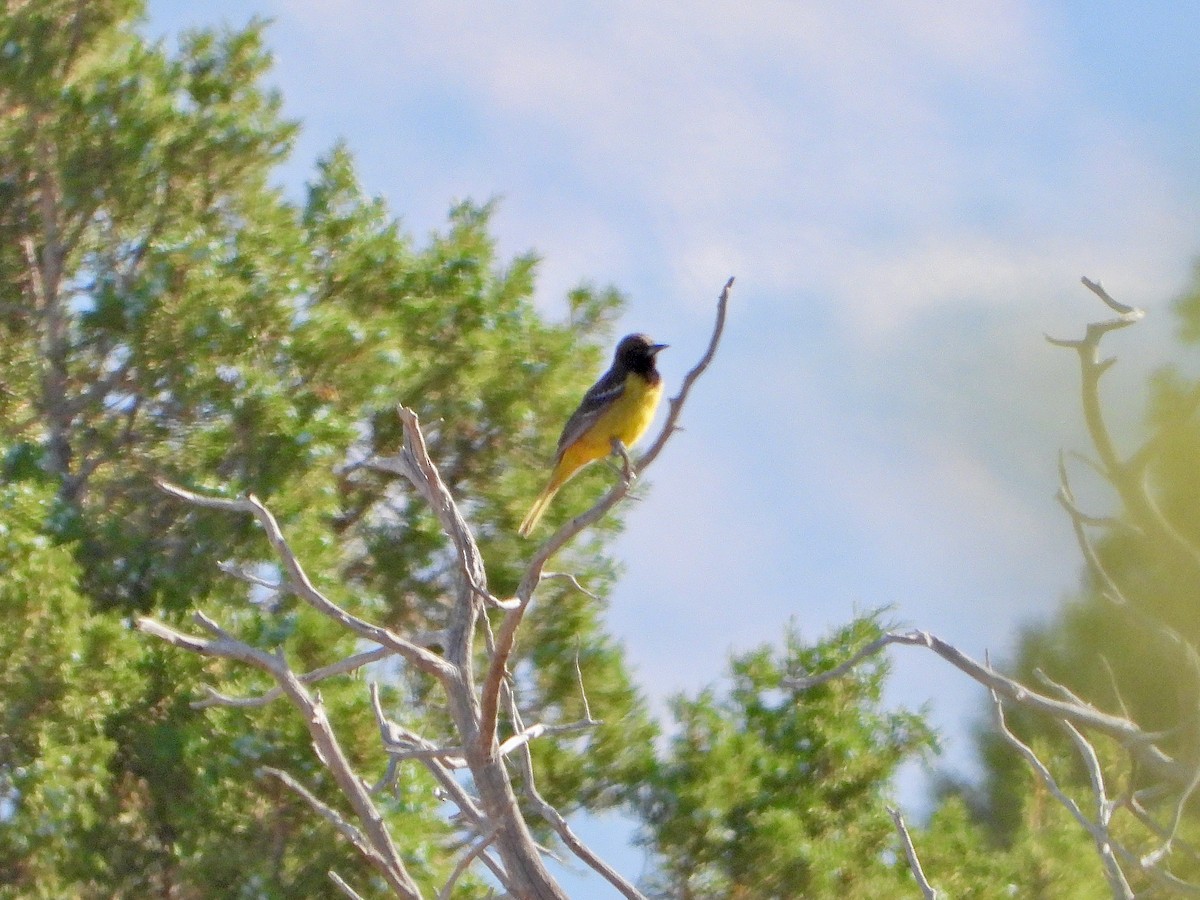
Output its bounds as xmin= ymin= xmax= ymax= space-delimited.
xmin=612 ymin=333 xmax=668 ymax=378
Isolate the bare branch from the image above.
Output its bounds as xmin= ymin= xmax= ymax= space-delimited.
xmin=574 ymin=644 xmax=594 ymax=724
xmin=1059 ymin=449 xmax=1200 ymax=702
xmin=1034 ymin=667 xmax=1096 ymax=711
xmin=887 ymin=806 xmax=938 ymax=900
xmin=786 ymin=632 xmax=896 ymax=691
xmin=1127 ymin=794 xmax=1200 ymax=870
xmin=364 ymin=416 xmax=571 ymax=897
xmin=542 ymin=571 xmax=602 ymax=602
xmin=1081 ymin=276 xmax=1140 ymax=316
xmin=194 ymin=645 xmax=393 ymax=709
xmin=328 ymin=871 xmax=368 ymax=900
xmin=1056 ymin=456 xmax=1132 ymax=607
xmin=504 ymin=689 xmax=648 ymax=900
xmin=1045 ymin=279 xmax=1140 ymax=478
xmin=497 ymin=720 xmax=600 ymax=758
xmin=784 ymin=629 xmax=1189 ymax=787
xmin=1145 ymin=730 xmax=1200 ymax=868
xmin=394 ymin=405 xmax=496 ymax=626
xmin=367 ymin=684 xmax=516 ymax=893
xmin=384 ymin=745 xmax=468 ymax=767
xmin=1049 ymin=280 xmax=1200 ymax=585
xmin=260 ymin=767 xmax=378 ymax=868
xmin=217 ymin=559 xmax=284 ymax=592
xmin=137 ymin=615 xmax=423 ymax=899
xmin=156 ymin=480 xmax=454 ymax=681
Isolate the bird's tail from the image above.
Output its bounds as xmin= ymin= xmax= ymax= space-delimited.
xmin=518 ymin=480 xmax=562 ymax=538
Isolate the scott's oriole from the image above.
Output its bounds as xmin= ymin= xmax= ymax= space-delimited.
xmin=518 ymin=333 xmax=667 ymax=536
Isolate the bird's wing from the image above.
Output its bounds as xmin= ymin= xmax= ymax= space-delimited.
xmin=554 ymin=367 xmax=626 ymax=460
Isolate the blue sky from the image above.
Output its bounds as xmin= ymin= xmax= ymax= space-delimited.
xmin=145 ymin=2 xmax=1200 ymax=892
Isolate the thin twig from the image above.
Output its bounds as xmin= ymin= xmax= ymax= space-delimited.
xmin=194 ymin=645 xmax=393 ymax=709
xmin=217 ymin=559 xmax=284 ymax=592
xmin=438 ymin=825 xmax=501 ymax=900
xmin=574 ymin=643 xmax=594 ymax=724
xmin=887 ymin=806 xmax=938 ymax=899
xmin=543 ymin=571 xmax=601 ymax=602
xmin=328 ymin=871 xmax=368 ymax=900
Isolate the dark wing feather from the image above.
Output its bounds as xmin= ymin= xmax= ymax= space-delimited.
xmin=554 ymin=366 xmax=626 ymax=460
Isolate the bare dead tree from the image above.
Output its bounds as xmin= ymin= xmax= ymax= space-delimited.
xmin=789 ymin=277 xmax=1200 ymax=897
xmin=137 ymin=278 xmax=735 ymax=899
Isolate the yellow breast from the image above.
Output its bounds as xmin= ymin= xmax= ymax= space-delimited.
xmin=560 ymin=373 xmax=663 ymax=472
xmin=596 ymin=373 xmax=663 ymax=449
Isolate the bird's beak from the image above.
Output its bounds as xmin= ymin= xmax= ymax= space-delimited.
xmin=650 ymin=343 xmax=668 ymax=354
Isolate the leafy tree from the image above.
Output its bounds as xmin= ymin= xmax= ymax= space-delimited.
xmin=638 ymin=615 xmax=936 ymax=899
xmin=0 ymin=2 xmax=652 ymax=894
xmin=0 ymin=476 xmax=141 ymax=897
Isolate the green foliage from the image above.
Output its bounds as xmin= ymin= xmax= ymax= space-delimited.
xmin=639 ymin=615 xmax=936 ymax=899
xmin=0 ymin=476 xmax=140 ymax=897
xmin=917 ymin=789 xmax=1107 ymax=899
xmin=0 ymin=2 xmax=647 ymax=894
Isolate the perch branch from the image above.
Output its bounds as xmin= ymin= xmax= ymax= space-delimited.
xmin=887 ymin=806 xmax=938 ymax=899
xmin=481 ymin=277 xmax=735 ymax=755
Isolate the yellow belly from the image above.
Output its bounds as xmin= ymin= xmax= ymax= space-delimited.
xmin=558 ymin=375 xmax=663 ymax=476
xmin=590 ymin=375 xmax=662 ymax=448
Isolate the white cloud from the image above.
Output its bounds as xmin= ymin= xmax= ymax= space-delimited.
xmin=276 ymin=12 xmax=1030 ymax=199
xmin=273 ymin=0 xmax=1195 ymax=351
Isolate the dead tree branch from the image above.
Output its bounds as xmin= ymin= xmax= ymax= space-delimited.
xmin=990 ymin=689 xmax=1134 ymax=899
xmin=152 ymin=482 xmax=453 ymax=681
xmin=887 ymin=806 xmax=938 ymax=900
xmin=786 ymin=627 xmax=1187 ymax=786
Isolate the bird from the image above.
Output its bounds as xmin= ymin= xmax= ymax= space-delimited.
xmin=518 ymin=333 xmax=668 ymax=537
